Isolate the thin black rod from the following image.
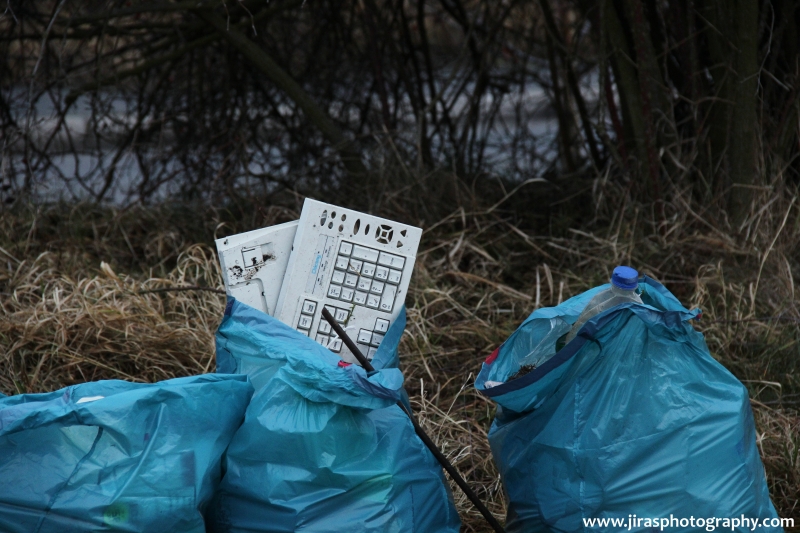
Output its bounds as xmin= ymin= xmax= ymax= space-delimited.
xmin=321 ymin=308 xmax=505 ymax=533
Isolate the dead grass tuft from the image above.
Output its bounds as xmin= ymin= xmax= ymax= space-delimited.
xmin=0 ymin=245 xmax=224 ymax=392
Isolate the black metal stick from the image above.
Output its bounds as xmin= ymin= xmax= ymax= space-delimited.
xmin=321 ymin=308 xmax=506 ymax=533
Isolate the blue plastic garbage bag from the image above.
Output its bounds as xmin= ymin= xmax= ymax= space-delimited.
xmin=207 ymin=299 xmax=461 ymax=533
xmin=0 ymin=374 xmax=253 ymax=533
xmin=476 ymin=277 xmax=780 ymax=533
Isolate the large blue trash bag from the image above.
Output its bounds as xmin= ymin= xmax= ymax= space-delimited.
xmin=0 ymin=374 xmax=253 ymax=533
xmin=475 ymin=277 xmax=781 ymax=533
xmin=206 ymin=299 xmax=461 ymax=533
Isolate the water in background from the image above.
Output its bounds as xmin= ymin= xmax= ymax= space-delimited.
xmin=2 ymin=72 xmax=602 ymax=206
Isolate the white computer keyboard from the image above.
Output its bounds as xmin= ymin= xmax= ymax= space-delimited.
xmin=215 ymin=220 xmax=298 ymax=316
xmin=275 ymin=199 xmax=422 ymax=364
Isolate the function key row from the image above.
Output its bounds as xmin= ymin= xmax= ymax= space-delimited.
xmin=296 ymin=300 xmax=351 ymax=353
xmin=298 ymin=300 xmax=349 ymax=325
xmin=297 ymin=304 xmax=391 ymax=359
xmin=334 ymin=257 xmax=402 ymax=284
xmin=327 ymin=284 xmax=396 ymax=312
xmin=339 ymin=241 xmax=406 ymax=270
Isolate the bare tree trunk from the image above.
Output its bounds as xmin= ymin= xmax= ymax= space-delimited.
xmin=622 ymin=0 xmax=669 ymax=217
xmin=702 ymin=0 xmax=760 ymax=227
xmin=544 ymin=22 xmax=579 ymax=173
xmin=603 ymin=2 xmax=647 ymax=179
xmin=726 ymin=0 xmax=760 ymax=227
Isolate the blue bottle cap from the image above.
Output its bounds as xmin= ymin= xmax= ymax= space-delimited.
xmin=611 ymin=266 xmax=639 ymax=290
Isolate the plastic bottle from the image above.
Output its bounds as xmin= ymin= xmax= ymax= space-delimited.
xmin=564 ymin=266 xmax=642 ymax=344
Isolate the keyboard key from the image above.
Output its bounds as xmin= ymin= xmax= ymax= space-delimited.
xmin=315 ymin=334 xmax=329 ymax=347
xmin=367 ymin=347 xmax=378 ymax=359
xmin=331 ymin=270 xmax=345 ymax=284
xmin=340 ymin=287 xmax=354 ymax=302
xmin=361 ymin=262 xmax=376 ymax=277
xmin=370 ymin=281 xmax=385 ymax=295
xmin=298 ymin=315 xmax=313 ymax=329
xmin=357 ymin=277 xmax=371 ymax=291
xmin=374 ymin=318 xmax=390 ymax=333
xmin=357 ymin=329 xmax=372 ymax=344
xmin=334 ymin=308 xmax=348 ymax=322
xmin=370 ymin=332 xmax=384 ymax=347
xmin=301 ymin=300 xmax=317 ymax=315
xmin=366 ymin=293 xmax=380 ymax=309
xmin=336 ymin=255 xmax=349 ymax=270
xmin=328 ymin=337 xmax=342 ymax=353
xmin=352 ymin=245 xmax=379 ymax=262
xmin=327 ymin=285 xmax=342 ymax=298
xmin=387 ymin=269 xmax=402 ymax=284
xmin=318 ymin=320 xmax=332 ymax=334
xmin=378 ymin=252 xmax=405 ymax=269
xmin=347 ymin=259 xmax=363 ymax=274
xmin=353 ymin=291 xmax=368 ymax=305
xmin=377 ymin=252 xmax=392 ymax=267
xmin=344 ymin=273 xmax=358 ymax=288
xmin=374 ymin=266 xmax=389 ymax=280
xmin=339 ymin=242 xmax=353 ymax=255
xmin=357 ymin=342 xmax=371 ymax=356
xmin=299 ymin=329 xmax=311 ymax=337
xmin=379 ymin=285 xmax=397 ymax=312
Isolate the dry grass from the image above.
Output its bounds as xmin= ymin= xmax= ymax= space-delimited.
xmin=1 ymin=184 xmax=799 ymax=531
xmin=0 ymin=244 xmax=223 ymax=390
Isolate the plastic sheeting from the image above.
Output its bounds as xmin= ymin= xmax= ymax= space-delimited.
xmin=207 ymin=299 xmax=461 ymax=533
xmin=476 ymin=277 xmax=781 ymax=533
xmin=0 ymin=374 xmax=253 ymax=533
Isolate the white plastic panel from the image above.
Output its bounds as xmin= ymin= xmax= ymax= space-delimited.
xmin=215 ymin=220 xmax=298 ymax=315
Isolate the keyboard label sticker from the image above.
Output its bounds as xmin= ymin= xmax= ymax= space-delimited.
xmin=305 ymin=235 xmax=336 ymax=297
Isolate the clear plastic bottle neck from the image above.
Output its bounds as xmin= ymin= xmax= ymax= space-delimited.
xmin=609 ymin=284 xmax=636 ymax=296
